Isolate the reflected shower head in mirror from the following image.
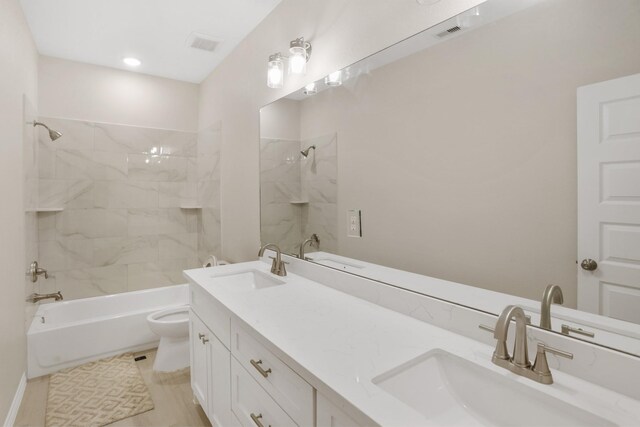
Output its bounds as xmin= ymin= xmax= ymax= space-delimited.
xmin=300 ymin=145 xmax=316 ymax=158
xmin=33 ymin=121 xmax=63 ymax=141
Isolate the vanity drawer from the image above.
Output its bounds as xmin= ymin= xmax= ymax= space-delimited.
xmin=231 ymin=319 xmax=314 ymax=426
xmin=190 ymin=283 xmax=231 ymax=348
xmin=231 ymin=358 xmax=297 ymax=427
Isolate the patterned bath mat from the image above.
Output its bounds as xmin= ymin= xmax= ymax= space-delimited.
xmin=46 ymin=353 xmax=154 ymax=426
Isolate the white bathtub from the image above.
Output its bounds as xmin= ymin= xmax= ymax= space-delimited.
xmin=27 ymin=284 xmax=188 ymax=378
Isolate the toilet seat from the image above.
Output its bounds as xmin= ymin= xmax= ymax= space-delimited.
xmin=147 ymin=305 xmax=190 ymax=372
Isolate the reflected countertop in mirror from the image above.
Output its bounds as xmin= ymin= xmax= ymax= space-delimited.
xmin=259 ymin=0 xmax=640 ymax=356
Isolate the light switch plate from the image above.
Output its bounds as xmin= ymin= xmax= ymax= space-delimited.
xmin=347 ymin=209 xmax=362 ymax=238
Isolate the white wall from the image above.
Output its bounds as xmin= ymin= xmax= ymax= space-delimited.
xmin=198 ymin=0 xmax=483 ymax=262
xmin=39 ymin=56 xmax=199 ymax=132
xmin=0 ymin=0 xmax=38 ymax=421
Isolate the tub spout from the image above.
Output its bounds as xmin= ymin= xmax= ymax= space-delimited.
xmin=27 ymin=291 xmax=63 ymax=303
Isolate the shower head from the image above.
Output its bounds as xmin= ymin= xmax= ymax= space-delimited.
xmin=300 ymin=145 xmax=316 ymax=158
xmin=33 ymin=121 xmax=63 ymax=141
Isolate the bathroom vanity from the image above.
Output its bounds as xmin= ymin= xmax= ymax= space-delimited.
xmin=185 ymin=258 xmax=640 ymax=427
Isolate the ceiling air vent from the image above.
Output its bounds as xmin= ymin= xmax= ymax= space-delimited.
xmin=436 ymin=25 xmax=462 ymax=38
xmin=186 ymin=32 xmax=220 ymax=52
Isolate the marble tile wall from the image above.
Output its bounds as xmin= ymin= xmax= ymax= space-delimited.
xmin=197 ymin=122 xmax=222 ymax=263
xmin=37 ymin=117 xmax=221 ymax=300
xmin=260 ymin=138 xmax=302 ymax=254
xmin=260 ymin=134 xmax=337 ymax=255
xmin=300 ymin=134 xmax=338 ymax=253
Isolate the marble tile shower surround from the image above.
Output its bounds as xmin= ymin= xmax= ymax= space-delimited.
xmin=260 ymin=134 xmax=337 ymax=254
xmin=37 ymin=118 xmax=221 ymax=300
xmin=300 ymin=134 xmax=337 ymax=253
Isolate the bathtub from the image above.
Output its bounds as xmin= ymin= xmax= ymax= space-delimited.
xmin=27 ymin=284 xmax=188 ymax=378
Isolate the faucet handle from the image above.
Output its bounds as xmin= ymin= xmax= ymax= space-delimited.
xmin=532 ymin=342 xmax=573 ymax=384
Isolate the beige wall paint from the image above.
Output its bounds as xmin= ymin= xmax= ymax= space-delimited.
xmin=39 ymin=56 xmax=199 ymax=132
xmin=294 ymin=0 xmax=640 ymax=307
xmin=199 ymin=0 xmax=484 ymax=263
xmin=0 ymin=0 xmax=39 ymax=420
xmin=260 ymin=99 xmax=300 ymax=141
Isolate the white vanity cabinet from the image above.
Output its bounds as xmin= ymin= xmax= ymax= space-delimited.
xmin=230 ymin=319 xmax=315 ymax=427
xmin=317 ymin=393 xmax=360 ymax=427
xmin=190 ymin=310 xmax=236 ymax=427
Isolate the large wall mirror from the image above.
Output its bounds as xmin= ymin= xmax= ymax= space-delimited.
xmin=260 ymin=0 xmax=640 ymax=356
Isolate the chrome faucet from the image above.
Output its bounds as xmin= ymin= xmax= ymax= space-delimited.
xmin=258 ymin=243 xmax=287 ymax=277
xmin=540 ymin=284 xmax=563 ymax=330
xmin=299 ymin=233 xmax=320 ymax=260
xmin=482 ymin=304 xmax=573 ymax=384
xmin=26 ymin=291 xmax=63 ymax=303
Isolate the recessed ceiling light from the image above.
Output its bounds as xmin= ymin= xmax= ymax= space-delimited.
xmin=123 ymin=57 xmax=141 ymax=67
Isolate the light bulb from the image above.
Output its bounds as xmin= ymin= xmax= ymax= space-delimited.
xmin=325 ymin=70 xmax=342 ymax=86
xmin=267 ymin=54 xmax=284 ymax=89
xmin=288 ymin=46 xmax=307 ymax=75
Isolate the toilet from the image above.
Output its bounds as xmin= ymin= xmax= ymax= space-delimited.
xmin=147 ymin=305 xmax=190 ymax=372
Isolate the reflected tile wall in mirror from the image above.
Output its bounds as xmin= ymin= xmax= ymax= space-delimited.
xmin=260 ymin=133 xmax=337 ymax=255
xmin=37 ymin=118 xmax=221 ymax=300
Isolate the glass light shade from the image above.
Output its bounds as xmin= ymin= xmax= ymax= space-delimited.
xmin=325 ymin=70 xmax=342 ymax=86
xmin=267 ymin=57 xmax=284 ymax=88
xmin=303 ymin=83 xmax=317 ymax=95
xmin=288 ymin=46 xmax=307 ymax=75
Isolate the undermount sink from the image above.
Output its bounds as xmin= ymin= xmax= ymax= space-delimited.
xmin=373 ymin=350 xmax=613 ymax=427
xmin=209 ymin=270 xmax=285 ymax=291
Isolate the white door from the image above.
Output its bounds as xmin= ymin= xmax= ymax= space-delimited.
xmin=577 ymin=73 xmax=640 ymax=324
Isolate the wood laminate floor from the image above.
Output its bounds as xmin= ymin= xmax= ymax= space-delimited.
xmin=15 ymin=349 xmax=211 ymax=427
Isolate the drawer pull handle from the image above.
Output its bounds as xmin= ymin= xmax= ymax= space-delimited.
xmin=250 ymin=359 xmax=272 ymax=378
xmin=198 ymin=333 xmax=205 ymax=339
xmin=250 ymin=412 xmax=270 ymax=427
xmin=202 ymin=337 xmax=209 ymax=344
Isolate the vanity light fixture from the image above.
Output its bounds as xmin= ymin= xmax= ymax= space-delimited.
xmin=123 ymin=57 xmax=141 ymax=67
xmin=324 ymin=70 xmax=343 ymax=87
xmin=267 ymin=37 xmax=312 ymax=88
xmin=267 ymin=53 xmax=284 ymax=88
xmin=303 ymin=82 xmax=317 ymax=95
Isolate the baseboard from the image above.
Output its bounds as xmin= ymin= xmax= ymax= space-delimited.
xmin=3 ymin=372 xmax=26 ymax=427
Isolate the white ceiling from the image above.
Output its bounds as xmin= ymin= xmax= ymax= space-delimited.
xmin=19 ymin=0 xmax=282 ymax=83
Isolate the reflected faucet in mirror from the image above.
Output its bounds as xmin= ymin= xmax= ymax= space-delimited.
xmin=540 ymin=284 xmax=563 ymax=330
xmin=299 ymin=234 xmax=320 ymax=260
xmin=258 ymin=243 xmax=287 ymax=277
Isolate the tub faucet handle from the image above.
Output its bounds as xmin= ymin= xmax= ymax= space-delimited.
xmin=28 ymin=261 xmax=49 ymax=282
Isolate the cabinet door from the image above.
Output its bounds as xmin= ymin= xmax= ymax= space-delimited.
xmin=317 ymin=393 xmax=361 ymax=427
xmin=190 ymin=311 xmax=209 ymax=413
xmin=209 ymin=334 xmax=237 ymax=427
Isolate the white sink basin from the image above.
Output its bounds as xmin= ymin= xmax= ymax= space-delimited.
xmin=209 ymin=270 xmax=285 ymax=291
xmin=373 ymin=350 xmax=613 ymax=427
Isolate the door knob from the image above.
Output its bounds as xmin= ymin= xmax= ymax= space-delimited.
xmin=580 ymin=259 xmax=597 ymax=271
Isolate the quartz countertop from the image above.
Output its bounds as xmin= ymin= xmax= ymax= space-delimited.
xmin=184 ymin=261 xmax=640 ymax=427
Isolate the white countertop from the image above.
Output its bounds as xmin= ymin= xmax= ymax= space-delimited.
xmin=185 ymin=261 xmax=640 ymax=427
xmin=305 ymin=251 xmax=640 ymax=355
